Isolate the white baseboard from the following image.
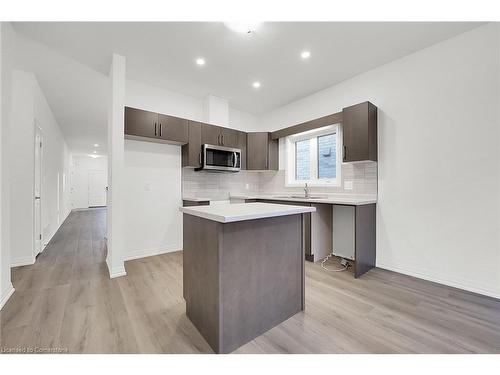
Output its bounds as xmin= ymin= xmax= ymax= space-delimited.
xmin=377 ymin=261 xmax=500 ymax=300
xmin=11 ymin=256 xmax=35 ymax=268
xmin=109 ymin=267 xmax=127 ymax=278
xmin=106 ymin=258 xmax=127 ymax=278
xmin=124 ymin=244 xmax=182 ymax=262
xmin=0 ymin=285 xmax=15 ymax=310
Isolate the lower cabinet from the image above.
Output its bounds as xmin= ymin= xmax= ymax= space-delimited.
xmin=256 ymin=199 xmax=376 ymax=278
xmin=256 ymin=200 xmax=331 ymax=262
xmin=182 ymin=199 xmax=210 ymax=207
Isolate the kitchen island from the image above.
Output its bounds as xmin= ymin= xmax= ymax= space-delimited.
xmin=180 ymin=202 xmax=316 ymax=353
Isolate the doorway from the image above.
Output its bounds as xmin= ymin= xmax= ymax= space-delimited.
xmin=88 ymin=170 xmax=107 ymax=207
xmin=34 ymin=122 xmax=43 ymax=256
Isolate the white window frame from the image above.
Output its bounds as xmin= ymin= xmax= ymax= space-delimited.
xmin=285 ymin=124 xmax=342 ymax=187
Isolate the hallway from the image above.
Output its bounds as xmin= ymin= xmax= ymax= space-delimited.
xmin=0 ymin=209 xmax=211 ymax=353
xmin=1 ymin=209 xmax=499 ymax=353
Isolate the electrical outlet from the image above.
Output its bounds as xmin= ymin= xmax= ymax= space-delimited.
xmin=144 ymin=183 xmax=152 ymax=192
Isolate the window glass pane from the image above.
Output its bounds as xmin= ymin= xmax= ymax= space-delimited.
xmin=318 ymin=133 xmax=336 ymax=179
xmin=295 ymin=139 xmax=310 ymax=180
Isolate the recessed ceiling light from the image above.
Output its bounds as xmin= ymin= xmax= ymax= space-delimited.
xmin=93 ymin=150 xmax=97 ymax=153
xmin=90 ymin=154 xmax=98 ymax=159
xmin=196 ymin=58 xmax=206 ymax=66
xmin=301 ymin=50 xmax=311 ymax=59
xmin=94 ymin=143 xmax=99 ymax=147
xmin=224 ymin=22 xmax=261 ymax=34
xmin=252 ymin=81 xmax=261 ymax=89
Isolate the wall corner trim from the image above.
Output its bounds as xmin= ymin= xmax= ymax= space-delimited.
xmin=107 ymin=260 xmax=127 ymax=279
xmin=0 ymin=285 xmax=15 ymax=310
xmin=11 ymin=256 xmax=36 ymax=268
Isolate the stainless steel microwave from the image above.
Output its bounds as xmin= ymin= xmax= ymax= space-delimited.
xmin=195 ymin=144 xmax=241 ymax=172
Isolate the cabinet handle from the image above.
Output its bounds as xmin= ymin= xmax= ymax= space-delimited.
xmin=154 ymin=123 xmax=157 ymax=136
xmin=218 ymin=134 xmax=221 ymax=145
xmin=221 ymin=134 xmax=224 ymax=145
xmin=198 ymin=152 xmax=202 ymax=165
xmin=159 ymin=123 xmax=162 ymax=137
xmin=343 ymin=145 xmax=347 ymax=161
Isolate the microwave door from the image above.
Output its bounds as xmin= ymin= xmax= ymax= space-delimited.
xmin=202 ymin=146 xmax=240 ymax=171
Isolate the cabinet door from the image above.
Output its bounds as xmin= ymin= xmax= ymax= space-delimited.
xmin=342 ymin=102 xmax=377 ymax=162
xmin=124 ymin=107 xmax=159 ymax=139
xmin=182 ymin=121 xmax=202 ymax=168
xmin=237 ymin=131 xmax=247 ymax=170
xmin=201 ymin=123 xmax=221 ymax=146
xmin=247 ymin=132 xmax=269 ymax=170
xmin=220 ymin=127 xmax=239 ymax=148
xmin=158 ymin=114 xmax=188 ymax=144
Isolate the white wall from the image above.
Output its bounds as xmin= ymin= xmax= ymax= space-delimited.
xmin=123 ymin=80 xmax=195 ymax=261
xmin=229 ymin=107 xmax=260 ymax=132
xmin=126 ymin=78 xmax=260 ymax=131
xmin=0 ymin=22 xmax=15 ymax=309
xmin=261 ymin=23 xmax=500 ymax=298
xmin=106 ymin=53 xmax=126 ymax=278
xmin=123 ymin=79 xmax=259 ymax=261
xmin=123 ymin=140 xmax=182 ymax=259
xmin=9 ymin=70 xmax=70 ymax=267
xmin=125 ymin=79 xmax=204 ymax=121
xmin=70 ymin=154 xmax=108 ymax=209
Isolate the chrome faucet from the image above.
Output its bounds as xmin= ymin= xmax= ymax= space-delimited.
xmin=304 ymin=183 xmax=309 ymax=198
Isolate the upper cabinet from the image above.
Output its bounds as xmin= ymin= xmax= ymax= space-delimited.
xmin=201 ymin=123 xmax=239 ymax=148
xmin=125 ymin=107 xmax=188 ymax=145
xmin=124 ymin=107 xmax=159 ymax=139
xmin=342 ymin=101 xmax=378 ymax=162
xmin=247 ymin=132 xmax=278 ymax=171
xmin=201 ymin=123 xmax=221 ymax=146
xmin=182 ymin=121 xmax=202 ymax=168
xmin=237 ymin=131 xmax=247 ymax=170
xmin=158 ymin=114 xmax=188 ymax=144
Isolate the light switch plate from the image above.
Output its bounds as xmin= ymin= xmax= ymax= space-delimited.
xmin=344 ymin=180 xmax=353 ymax=190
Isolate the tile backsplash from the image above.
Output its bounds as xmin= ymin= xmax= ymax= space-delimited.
xmin=182 ymin=168 xmax=261 ymax=200
xmin=182 ymin=162 xmax=377 ymax=199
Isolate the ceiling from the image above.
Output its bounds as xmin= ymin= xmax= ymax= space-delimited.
xmin=11 ymin=22 xmax=483 ymax=153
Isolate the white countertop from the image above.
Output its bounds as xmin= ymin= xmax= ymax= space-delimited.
xmin=229 ymin=193 xmax=377 ymax=206
xmin=179 ymin=202 xmax=316 ymax=223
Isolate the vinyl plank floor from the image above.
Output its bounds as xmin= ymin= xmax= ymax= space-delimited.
xmin=1 ymin=208 xmax=499 ymax=354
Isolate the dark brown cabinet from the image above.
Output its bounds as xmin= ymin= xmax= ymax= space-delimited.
xmin=220 ymin=127 xmax=239 ymax=148
xmin=158 ymin=114 xmax=188 ymax=144
xmin=125 ymin=107 xmax=188 ymax=145
xmin=237 ymin=131 xmax=247 ymax=170
xmin=182 ymin=121 xmax=202 ymax=168
xmin=342 ymin=101 xmax=377 ymax=162
xmin=247 ymin=132 xmax=278 ymax=170
xmin=201 ymin=123 xmax=240 ymax=148
xmin=124 ymin=107 xmax=159 ymax=139
xmin=201 ymin=123 xmax=221 ymax=146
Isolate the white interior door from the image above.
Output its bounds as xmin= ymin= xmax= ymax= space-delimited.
xmin=34 ymin=124 xmax=42 ymax=255
xmin=88 ymin=170 xmax=107 ymax=207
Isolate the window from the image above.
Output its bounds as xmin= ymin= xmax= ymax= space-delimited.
xmin=285 ymin=125 xmax=341 ymax=186
xmin=295 ymin=139 xmax=310 ymax=180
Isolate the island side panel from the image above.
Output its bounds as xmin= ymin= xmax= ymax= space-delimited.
xmin=183 ymin=214 xmax=222 ymax=353
xmin=354 ymin=203 xmax=376 ymax=278
xmin=219 ymin=214 xmax=304 ymax=353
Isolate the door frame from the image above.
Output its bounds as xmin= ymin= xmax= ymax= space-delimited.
xmin=33 ymin=119 xmax=43 ymax=257
xmin=88 ymin=169 xmax=107 ymax=208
